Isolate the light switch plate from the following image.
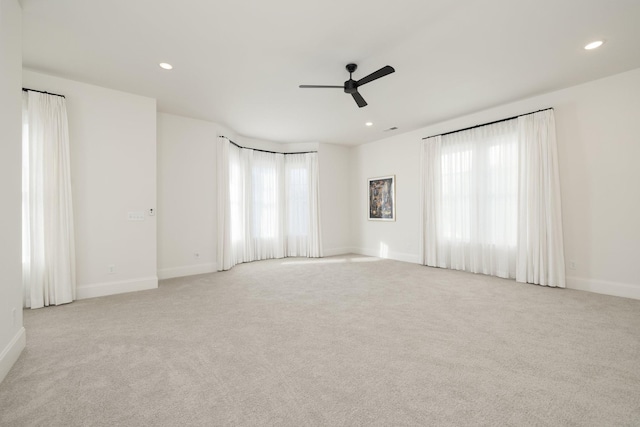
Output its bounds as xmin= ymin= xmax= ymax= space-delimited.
xmin=127 ymin=211 xmax=145 ymax=221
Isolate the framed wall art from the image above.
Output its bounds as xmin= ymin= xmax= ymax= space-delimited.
xmin=368 ymin=175 xmax=395 ymax=221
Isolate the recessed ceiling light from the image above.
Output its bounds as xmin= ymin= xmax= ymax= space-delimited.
xmin=159 ymin=62 xmax=173 ymax=70
xmin=365 ymin=122 xmax=373 ymax=127
xmin=584 ymin=41 xmax=604 ymax=50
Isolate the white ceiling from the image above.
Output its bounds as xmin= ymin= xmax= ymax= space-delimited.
xmin=21 ymin=0 xmax=640 ymax=145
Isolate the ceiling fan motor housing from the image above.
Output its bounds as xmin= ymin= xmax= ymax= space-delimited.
xmin=344 ymin=79 xmax=358 ymax=94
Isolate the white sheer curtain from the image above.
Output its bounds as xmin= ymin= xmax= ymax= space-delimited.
xmin=285 ymin=153 xmax=322 ymax=257
xmin=421 ymin=119 xmax=519 ymax=278
xmin=216 ymin=140 xmax=234 ymax=270
xmin=217 ymin=138 xmax=322 ymax=271
xmin=516 ymin=110 xmax=565 ymax=287
xmin=421 ymin=110 xmax=565 ymax=287
xmin=22 ymin=91 xmax=76 ymax=308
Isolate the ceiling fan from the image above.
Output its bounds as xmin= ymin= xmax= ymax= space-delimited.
xmin=299 ymin=63 xmax=395 ymax=108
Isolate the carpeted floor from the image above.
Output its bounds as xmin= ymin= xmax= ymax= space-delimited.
xmin=1 ymin=255 xmax=639 ymax=426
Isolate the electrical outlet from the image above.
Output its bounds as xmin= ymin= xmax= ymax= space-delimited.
xmin=149 ymin=208 xmax=155 ymax=216
xmin=569 ymin=260 xmax=576 ymax=270
xmin=108 ymin=264 xmax=116 ymax=274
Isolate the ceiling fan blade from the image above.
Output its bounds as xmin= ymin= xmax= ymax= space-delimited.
xmin=356 ymin=65 xmax=395 ymax=87
xmin=299 ymin=85 xmax=344 ymax=88
xmin=352 ymin=91 xmax=367 ymax=108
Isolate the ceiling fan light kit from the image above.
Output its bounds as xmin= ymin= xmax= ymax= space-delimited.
xmin=299 ymin=63 xmax=395 ymax=108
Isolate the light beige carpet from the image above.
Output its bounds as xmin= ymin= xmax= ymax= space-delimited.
xmin=1 ymin=255 xmax=639 ymax=426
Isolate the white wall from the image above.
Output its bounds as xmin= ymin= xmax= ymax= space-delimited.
xmin=157 ymin=113 xmax=231 ymax=279
xmin=0 ymin=0 xmax=25 ymax=384
xmin=351 ymin=134 xmax=422 ymax=263
xmin=350 ymin=67 xmax=640 ymax=299
xmin=22 ymin=70 xmax=158 ymax=299
xmin=318 ymin=143 xmax=352 ymax=256
xmin=156 ymin=114 xmax=352 ymax=277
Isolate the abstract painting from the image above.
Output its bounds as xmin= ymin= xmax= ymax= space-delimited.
xmin=368 ymin=175 xmax=395 ymax=221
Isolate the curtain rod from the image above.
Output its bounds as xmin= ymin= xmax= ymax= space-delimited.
xmin=22 ymin=88 xmax=66 ymax=98
xmin=422 ymin=107 xmax=553 ymax=140
xmin=218 ymin=136 xmax=317 ymax=155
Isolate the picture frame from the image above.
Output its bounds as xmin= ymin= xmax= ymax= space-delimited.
xmin=368 ymin=175 xmax=395 ymax=221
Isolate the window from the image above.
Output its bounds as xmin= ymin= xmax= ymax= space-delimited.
xmin=440 ymin=149 xmax=472 ymax=241
xmin=251 ymin=163 xmax=279 ymax=240
xmin=422 ymin=118 xmax=519 ymax=278
xmin=422 ymin=109 xmax=565 ymax=286
xmin=439 ymin=122 xmax=518 ymax=248
xmin=219 ymin=142 xmax=321 ymax=270
xmin=286 ymin=164 xmax=309 ymax=237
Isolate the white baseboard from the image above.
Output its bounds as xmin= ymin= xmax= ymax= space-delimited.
xmin=76 ymin=276 xmax=158 ymax=300
xmin=566 ymin=276 xmax=640 ymax=300
xmin=322 ymin=247 xmax=354 ymax=257
xmin=351 ymin=247 xmax=421 ymax=264
xmin=344 ymin=252 xmax=640 ymax=300
xmin=0 ymin=327 xmax=26 ymax=384
xmin=158 ymin=263 xmax=217 ymax=280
